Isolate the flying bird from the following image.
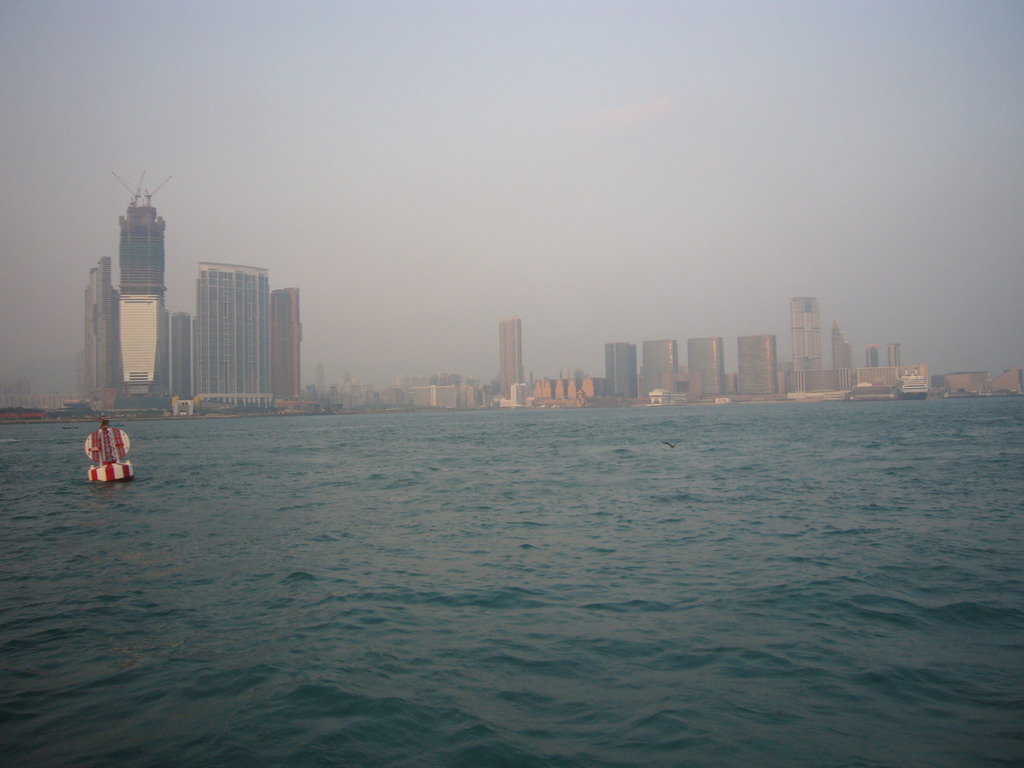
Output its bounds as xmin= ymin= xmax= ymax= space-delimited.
xmin=662 ymin=441 xmax=679 ymax=449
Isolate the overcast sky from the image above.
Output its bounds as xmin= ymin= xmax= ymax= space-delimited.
xmin=2 ymin=0 xmax=1022 ymax=390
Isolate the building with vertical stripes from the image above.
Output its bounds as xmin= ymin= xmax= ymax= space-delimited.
xmin=642 ymin=339 xmax=678 ymax=396
xmin=83 ymin=256 xmax=121 ymax=401
xmin=790 ymin=297 xmax=822 ymax=371
xmin=738 ymin=335 xmax=778 ymax=395
xmin=604 ymin=342 xmax=638 ymax=398
xmin=498 ymin=317 xmax=523 ymax=397
xmin=831 ymin=320 xmax=852 ymax=371
xmin=271 ymin=288 xmax=302 ymax=400
xmin=170 ymin=312 xmax=192 ymax=400
xmin=687 ymin=337 xmax=725 ymax=396
xmin=195 ymin=263 xmax=271 ymax=408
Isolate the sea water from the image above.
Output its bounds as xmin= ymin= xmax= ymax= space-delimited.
xmin=1 ymin=398 xmax=1021 ymax=767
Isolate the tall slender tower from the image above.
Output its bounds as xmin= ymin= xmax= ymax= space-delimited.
xmin=642 ymin=339 xmax=678 ymax=395
xmin=498 ymin=317 xmax=523 ymax=396
xmin=271 ymin=288 xmax=302 ymax=399
xmin=688 ymin=337 xmax=725 ymax=395
xmin=831 ymin=320 xmax=852 ymax=370
xmin=790 ymin=297 xmax=822 ymax=371
xmin=170 ymin=312 xmax=192 ymax=399
xmin=604 ymin=342 xmax=638 ymax=398
xmin=117 ymin=187 xmax=168 ymax=396
xmin=83 ymin=256 xmax=121 ymax=399
xmin=195 ymin=263 xmax=272 ymax=407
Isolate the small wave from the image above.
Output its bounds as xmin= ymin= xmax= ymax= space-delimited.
xmin=922 ymin=600 xmax=1024 ymax=629
xmin=280 ymin=571 xmax=316 ymax=583
xmin=581 ymin=599 xmax=673 ymax=613
xmin=312 ymin=532 xmax=349 ymax=542
xmin=853 ymin=665 xmax=962 ymax=706
xmin=429 ymin=587 xmax=548 ymax=609
xmin=822 ymin=526 xmax=884 ymax=536
xmin=619 ymin=708 xmax=711 ymax=750
xmin=651 ymin=491 xmax=699 ymax=503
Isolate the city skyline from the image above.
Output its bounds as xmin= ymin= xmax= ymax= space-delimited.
xmin=1 ymin=3 xmax=1022 ymax=390
xmin=69 ymin=241 xmax=1024 ymax=401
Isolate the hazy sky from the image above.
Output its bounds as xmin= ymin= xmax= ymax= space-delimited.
xmin=2 ymin=0 xmax=1022 ymax=390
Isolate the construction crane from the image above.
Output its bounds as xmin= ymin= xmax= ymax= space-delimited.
xmin=143 ymin=175 xmax=172 ymax=206
xmin=111 ymin=170 xmax=172 ymax=207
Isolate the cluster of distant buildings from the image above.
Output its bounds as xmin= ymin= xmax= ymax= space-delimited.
xmin=3 ymin=193 xmax=1021 ymax=416
xmin=292 ymin=309 xmax=1020 ymax=413
xmin=76 ymin=186 xmax=302 ymax=414
xmin=484 ymin=305 xmax=1022 ymax=409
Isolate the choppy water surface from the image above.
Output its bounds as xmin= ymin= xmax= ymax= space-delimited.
xmin=1 ymin=398 xmax=1022 ymax=767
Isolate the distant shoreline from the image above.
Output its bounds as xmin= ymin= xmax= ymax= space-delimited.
xmin=3 ymin=392 xmax=1022 ymax=427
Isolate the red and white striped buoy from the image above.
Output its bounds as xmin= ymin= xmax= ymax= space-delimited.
xmin=85 ymin=419 xmax=134 ymax=482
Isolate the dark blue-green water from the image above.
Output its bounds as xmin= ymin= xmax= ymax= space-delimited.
xmin=2 ymin=398 xmax=1022 ymax=767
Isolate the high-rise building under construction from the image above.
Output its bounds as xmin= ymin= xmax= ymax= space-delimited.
xmin=116 ymin=184 xmax=169 ymax=396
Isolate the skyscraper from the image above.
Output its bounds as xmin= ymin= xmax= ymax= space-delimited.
xmin=118 ymin=196 xmax=168 ymax=395
xmin=737 ymin=335 xmax=778 ymax=395
xmin=170 ymin=312 xmax=192 ymax=400
xmin=887 ymin=342 xmax=901 ymax=368
xmin=866 ymin=345 xmax=880 ymax=367
xmin=604 ymin=342 xmax=638 ymax=398
xmin=687 ymin=337 xmax=725 ymax=396
xmin=642 ymin=339 xmax=678 ymax=395
xmin=83 ymin=256 xmax=120 ymax=400
xmin=195 ymin=263 xmax=272 ymax=407
xmin=790 ymin=297 xmax=822 ymax=371
xmin=831 ymin=320 xmax=852 ymax=370
xmin=271 ymin=288 xmax=302 ymax=399
xmin=498 ymin=317 xmax=523 ymax=396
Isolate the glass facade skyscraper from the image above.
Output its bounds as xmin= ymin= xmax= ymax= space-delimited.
xmin=83 ymin=256 xmax=120 ymax=399
xmin=887 ymin=342 xmax=901 ymax=368
xmin=604 ymin=342 xmax=638 ymax=398
xmin=271 ymin=288 xmax=302 ymax=399
xmin=831 ymin=320 xmax=852 ymax=370
xmin=642 ymin=339 xmax=677 ymax=396
xmin=738 ymin=335 xmax=778 ymax=394
xmin=865 ymin=345 xmax=880 ymax=368
xmin=170 ymin=312 xmax=192 ymax=399
xmin=118 ymin=200 xmax=168 ymax=394
xmin=498 ymin=317 xmax=523 ymax=396
xmin=195 ymin=263 xmax=271 ymax=407
xmin=790 ymin=297 xmax=822 ymax=371
xmin=687 ymin=337 xmax=725 ymax=396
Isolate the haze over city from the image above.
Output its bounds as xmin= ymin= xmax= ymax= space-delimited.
xmin=2 ymin=1 xmax=1022 ymax=391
